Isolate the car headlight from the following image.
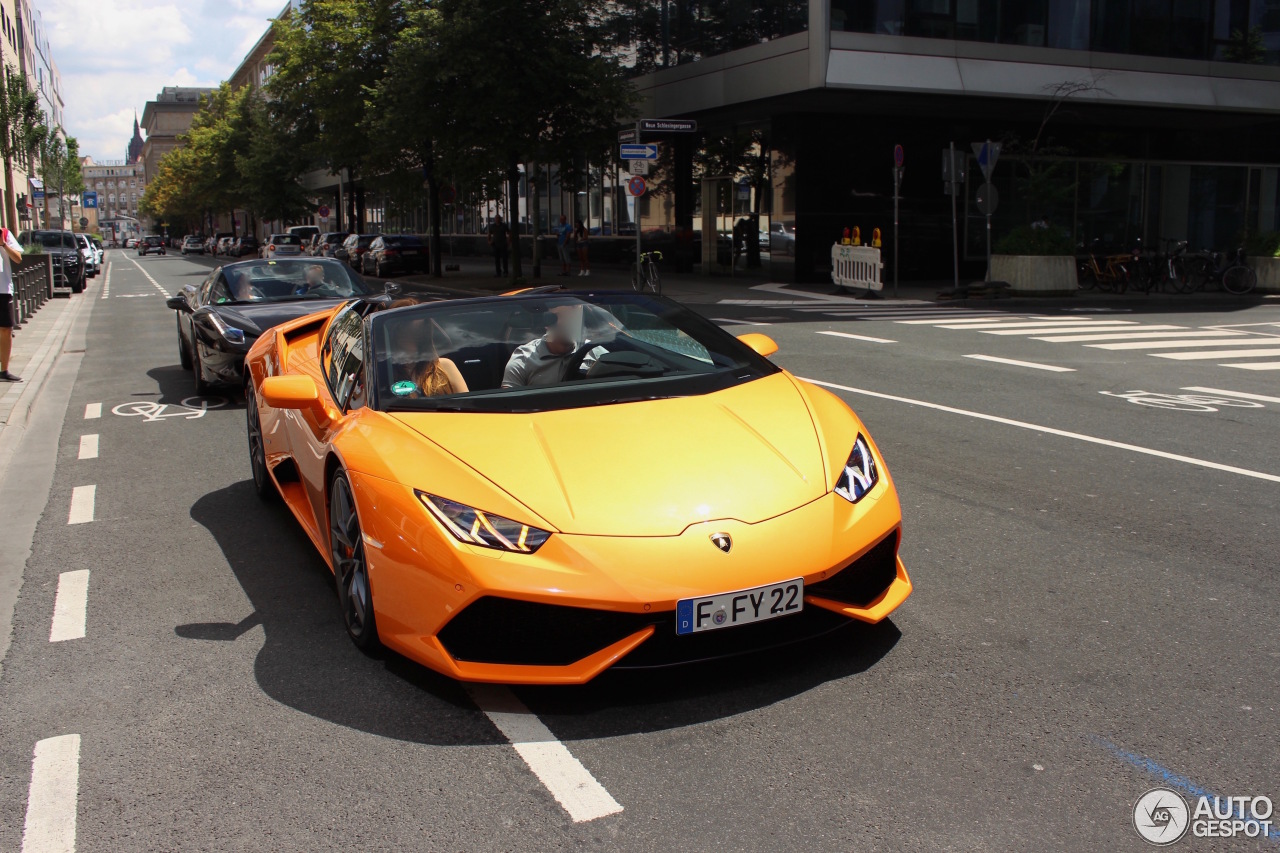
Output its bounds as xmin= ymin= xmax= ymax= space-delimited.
xmin=834 ymin=435 xmax=879 ymax=504
xmin=417 ymin=491 xmax=552 ymax=553
xmin=206 ymin=312 xmax=247 ymax=344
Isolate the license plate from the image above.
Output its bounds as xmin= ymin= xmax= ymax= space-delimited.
xmin=676 ymin=578 xmax=803 ymax=635
xmin=403 ymin=250 xmax=418 ymax=255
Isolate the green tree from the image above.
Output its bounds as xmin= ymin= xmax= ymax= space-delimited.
xmin=36 ymin=132 xmax=84 ymax=229
xmin=0 ymin=69 xmax=44 ymax=230
xmin=236 ymin=92 xmax=313 ymax=227
xmin=1223 ymin=27 xmax=1266 ymax=64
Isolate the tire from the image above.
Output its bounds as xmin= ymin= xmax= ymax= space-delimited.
xmin=177 ymin=315 xmax=192 ymax=370
xmin=328 ymin=470 xmax=379 ymax=651
xmin=245 ymin=383 xmax=275 ymax=501
xmin=1221 ymin=264 xmax=1257 ymax=296
xmin=191 ymin=338 xmax=211 ymax=395
xmin=1076 ymin=262 xmax=1096 ymax=290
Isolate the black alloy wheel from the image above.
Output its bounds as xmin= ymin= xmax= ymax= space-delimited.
xmin=329 ymin=470 xmax=379 ymax=651
xmin=245 ymin=383 xmax=275 ymax=501
xmin=177 ymin=315 xmax=192 ymax=369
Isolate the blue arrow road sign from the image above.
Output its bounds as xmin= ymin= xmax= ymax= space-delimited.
xmin=619 ymin=144 xmax=659 ymax=160
xmin=83 ymin=191 xmax=98 ymax=208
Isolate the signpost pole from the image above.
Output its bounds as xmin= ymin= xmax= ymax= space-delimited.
xmin=635 ymin=120 xmax=642 ymax=289
xmin=949 ymin=141 xmax=960 ymax=297
xmin=893 ymin=144 xmax=903 ymax=300
xmin=984 ymin=139 xmax=992 ymax=284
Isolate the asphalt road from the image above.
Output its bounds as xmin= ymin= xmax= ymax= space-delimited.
xmin=1 ymin=251 xmax=1278 ymax=851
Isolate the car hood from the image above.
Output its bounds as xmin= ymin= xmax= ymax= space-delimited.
xmin=217 ymin=298 xmax=351 ymax=338
xmin=390 ymin=373 xmax=826 ymax=536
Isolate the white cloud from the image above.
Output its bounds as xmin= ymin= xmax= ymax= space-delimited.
xmin=39 ymin=1 xmax=281 ymax=162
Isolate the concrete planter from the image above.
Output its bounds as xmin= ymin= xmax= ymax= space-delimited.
xmin=1246 ymin=256 xmax=1280 ymax=294
xmin=990 ymin=254 xmax=1077 ymax=296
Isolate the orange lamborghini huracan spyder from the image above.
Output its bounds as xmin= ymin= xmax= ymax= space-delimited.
xmin=243 ymin=288 xmax=911 ymax=684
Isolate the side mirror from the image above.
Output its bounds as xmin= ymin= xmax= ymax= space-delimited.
xmin=166 ymin=295 xmax=188 ymax=312
xmin=261 ymin=375 xmax=322 ymax=411
xmin=737 ymin=333 xmax=778 ymax=358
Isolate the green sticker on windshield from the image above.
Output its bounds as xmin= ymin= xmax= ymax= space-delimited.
xmin=391 ymin=381 xmax=417 ymax=396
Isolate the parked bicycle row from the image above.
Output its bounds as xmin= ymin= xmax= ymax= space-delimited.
xmin=1077 ymin=239 xmax=1258 ymax=295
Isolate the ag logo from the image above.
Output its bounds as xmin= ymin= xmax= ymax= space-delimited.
xmin=1134 ymin=788 xmax=1190 ymax=845
xmin=709 ymin=532 xmax=732 ymax=553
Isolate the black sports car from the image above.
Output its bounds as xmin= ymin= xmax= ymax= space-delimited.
xmin=166 ymin=257 xmax=376 ymax=394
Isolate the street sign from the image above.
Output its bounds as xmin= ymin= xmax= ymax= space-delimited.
xmin=737 ymin=178 xmax=751 ymax=200
xmin=318 ymin=205 xmax=331 ymax=218
xmin=942 ymin=149 xmax=965 ymax=195
xmin=976 ymin=182 xmax=999 ymax=215
xmin=620 ymin=144 xmax=659 ymax=161
xmin=629 ymin=160 xmax=649 ymax=176
xmin=627 ymin=176 xmax=647 ymax=196
xmin=894 ymin=144 xmax=904 ymax=167
xmin=618 ymin=129 xmax=636 ymax=143
xmin=33 ymin=189 xmax=44 ymax=201
xmin=83 ymin=191 xmax=97 ymax=208
xmin=640 ymin=119 xmax=696 ymax=133
xmin=79 ymin=217 xmax=88 ymax=227
xmin=972 ymin=141 xmax=1001 ymax=180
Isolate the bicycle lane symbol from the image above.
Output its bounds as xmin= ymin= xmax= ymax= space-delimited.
xmin=1100 ymin=390 xmax=1267 ymax=413
xmin=111 ymin=396 xmax=228 ymax=422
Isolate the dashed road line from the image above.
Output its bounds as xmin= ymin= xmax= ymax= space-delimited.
xmin=99 ymin=261 xmax=110 ymax=299
xmin=83 ymin=403 xmax=101 ymax=419
xmin=803 ymin=377 xmax=1280 ymax=484
xmin=77 ymin=434 xmax=98 ymax=460
xmin=49 ymin=571 xmax=89 ymax=642
xmin=711 ymin=317 xmax=773 ymax=326
xmin=964 ymin=354 xmax=1074 ymax=372
xmin=818 ymin=330 xmax=897 ymax=344
xmin=468 ymin=685 xmax=623 ymax=823
xmin=124 ymin=254 xmax=173 ymax=296
xmin=67 ymin=485 xmax=95 ymax=525
xmin=21 ymin=734 xmax=80 ymax=853
xmin=1182 ymin=386 xmax=1280 ymax=404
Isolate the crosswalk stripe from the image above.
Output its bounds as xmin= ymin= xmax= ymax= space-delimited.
xmin=1089 ymin=338 xmax=1276 ymax=351
xmin=1154 ymin=348 xmax=1280 ymax=361
xmin=1223 ymin=361 xmax=1280 ymax=370
xmin=983 ymin=323 xmax=1144 ymax=336
xmin=1032 ymin=328 xmax=1216 ymax=342
xmin=818 ymin=330 xmax=897 ymax=343
xmin=896 ymin=315 xmax=1031 ymax=325
xmin=964 ymin=354 xmax=1074 ymax=372
xmin=936 ymin=319 xmax=1133 ymax=330
xmin=1182 ymin=386 xmax=1280 ymax=404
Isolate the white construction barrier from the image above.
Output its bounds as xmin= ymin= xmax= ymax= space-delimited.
xmin=831 ymin=244 xmax=883 ymax=292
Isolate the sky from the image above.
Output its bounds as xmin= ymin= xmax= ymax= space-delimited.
xmin=40 ymin=0 xmax=289 ymax=163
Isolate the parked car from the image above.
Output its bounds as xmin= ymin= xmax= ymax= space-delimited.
xmin=19 ymin=230 xmax=85 ymax=292
xmin=340 ymin=233 xmax=378 ymax=270
xmin=362 ymin=234 xmax=428 ymax=278
xmin=229 ymin=235 xmax=259 ymax=258
xmin=137 ymin=235 xmax=167 ymax=256
xmin=181 ymin=236 xmax=204 ymax=255
xmin=261 ymin=233 xmax=306 ymax=259
xmin=124 ymin=237 xmax=138 ymax=249
xmin=311 ymin=231 xmax=349 ymax=257
xmin=91 ymin=236 xmax=104 ymax=261
xmin=768 ymin=221 xmax=795 ymax=256
xmin=74 ymin=234 xmax=99 ymax=277
xmin=287 ymin=225 xmax=320 ymax=246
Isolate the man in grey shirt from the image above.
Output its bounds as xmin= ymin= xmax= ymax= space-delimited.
xmin=502 ymin=306 xmax=603 ymax=388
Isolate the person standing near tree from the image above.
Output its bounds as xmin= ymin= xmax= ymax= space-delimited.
xmin=556 ymin=214 xmax=574 ymax=277
xmin=574 ymin=219 xmax=590 ymax=277
xmin=487 ymin=213 xmax=510 ymax=277
xmin=0 ymin=226 xmax=25 ymax=382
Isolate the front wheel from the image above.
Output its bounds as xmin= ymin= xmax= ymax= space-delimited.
xmin=647 ymin=264 xmax=661 ymax=296
xmin=1221 ymin=264 xmax=1257 ymax=296
xmin=245 ymin=383 xmax=275 ymax=501
xmin=329 ymin=470 xmax=379 ymax=651
xmin=177 ymin=315 xmax=192 ymax=370
xmin=191 ymin=339 xmax=211 ymax=395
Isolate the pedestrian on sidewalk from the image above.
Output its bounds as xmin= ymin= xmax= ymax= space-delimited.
xmin=556 ymin=214 xmax=574 ymax=277
xmin=574 ymin=219 xmax=590 ymax=277
xmin=487 ymin=214 xmax=510 ymax=277
xmin=0 ymin=226 xmax=24 ymax=382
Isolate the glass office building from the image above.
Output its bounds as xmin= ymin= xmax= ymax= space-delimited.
xmin=619 ymin=0 xmax=1280 ymax=280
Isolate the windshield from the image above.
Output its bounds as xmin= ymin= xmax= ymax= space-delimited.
xmin=211 ymin=259 xmax=372 ymax=304
xmin=271 ymin=235 xmax=303 ymax=245
xmin=370 ymin=293 xmax=779 ymax=414
xmin=30 ymin=232 xmax=75 ymax=247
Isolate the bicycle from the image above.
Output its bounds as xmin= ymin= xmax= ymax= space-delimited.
xmin=1077 ymin=248 xmax=1132 ymax=293
xmin=1131 ymin=238 xmax=1190 ymax=294
xmin=632 ymin=250 xmax=662 ymax=296
xmin=1181 ymin=247 xmax=1257 ymax=296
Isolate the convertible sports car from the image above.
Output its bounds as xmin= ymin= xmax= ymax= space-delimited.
xmin=167 ymin=257 xmax=375 ymax=393
xmin=245 ymin=291 xmax=912 ymax=684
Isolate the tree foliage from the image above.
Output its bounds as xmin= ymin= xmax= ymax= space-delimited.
xmin=0 ymin=67 xmax=45 ymax=229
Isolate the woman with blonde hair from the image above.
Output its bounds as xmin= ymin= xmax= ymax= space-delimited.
xmin=386 ymin=298 xmax=469 ymax=397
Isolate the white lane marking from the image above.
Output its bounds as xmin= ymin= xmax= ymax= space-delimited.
xmin=1089 ymin=338 xmax=1275 ymax=351
xmin=802 ymin=378 xmax=1280 ymax=484
xmin=711 ymin=317 xmax=773 ymax=326
xmin=964 ymin=354 xmax=1074 ymax=372
xmin=937 ymin=319 xmax=1133 ymax=330
xmin=124 ymin=254 xmax=173 ymax=296
xmin=21 ymin=734 xmax=80 ymax=853
xmin=83 ymin=403 xmax=101 ymax=419
xmin=1154 ymin=348 xmax=1280 ymax=361
xmin=67 ymin=486 xmax=95 ymax=525
xmin=1182 ymin=386 xmax=1280 ymax=404
xmin=99 ymin=261 xmax=110 ymax=299
xmin=1225 ymin=361 xmax=1280 ymax=370
xmin=467 ymin=685 xmax=622 ymax=823
xmin=1033 ymin=328 xmax=1221 ymax=343
xmin=77 ymin=434 xmax=98 ymax=460
xmin=818 ymin=330 xmax=897 ymax=344
xmin=49 ymin=571 xmax=89 ymax=642
xmin=982 ymin=323 xmax=1142 ymax=336
xmin=895 ymin=315 xmax=1031 ymax=324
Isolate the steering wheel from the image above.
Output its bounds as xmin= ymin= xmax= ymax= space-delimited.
xmin=560 ymin=341 xmax=602 ymax=380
